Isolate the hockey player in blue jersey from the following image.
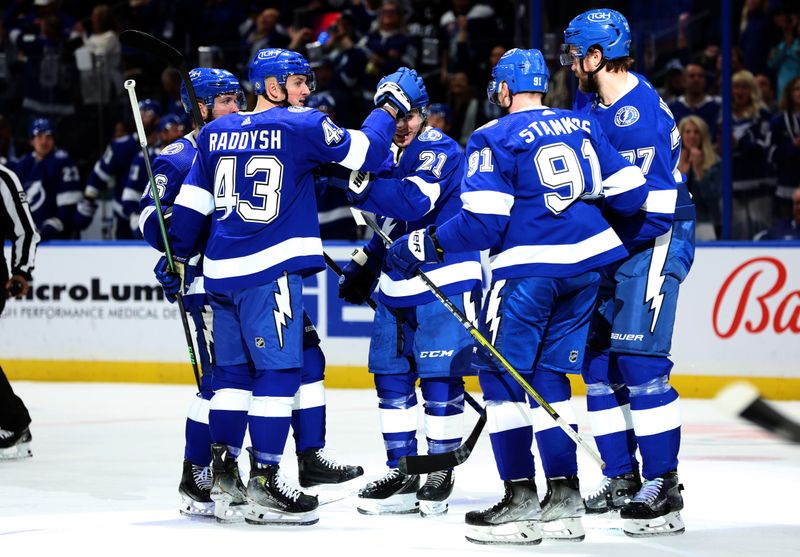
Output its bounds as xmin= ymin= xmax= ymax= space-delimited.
xmin=562 ymin=9 xmax=696 ymax=537
xmin=83 ymin=99 xmax=160 ymax=239
xmin=13 ymin=119 xmax=83 ymax=239
xmin=166 ymin=48 xmax=424 ymax=525
xmin=333 ymin=68 xmax=481 ymax=517
xmin=386 ymin=48 xmax=647 ymax=544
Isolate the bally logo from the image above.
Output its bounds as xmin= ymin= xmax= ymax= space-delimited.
xmin=255 ymin=337 xmax=265 ymax=348
xmin=419 ymin=350 xmax=454 ymax=358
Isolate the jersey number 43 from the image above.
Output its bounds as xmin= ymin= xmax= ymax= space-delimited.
xmin=213 ymin=155 xmax=284 ymax=223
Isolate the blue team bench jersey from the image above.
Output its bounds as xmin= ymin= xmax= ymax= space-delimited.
xmin=575 ymin=72 xmax=695 ymax=249
xmin=436 ymin=106 xmax=647 ymax=280
xmin=357 ymin=127 xmax=482 ymax=307
xmin=170 ymin=106 xmax=395 ymax=292
xmin=86 ymin=134 xmax=140 ymax=217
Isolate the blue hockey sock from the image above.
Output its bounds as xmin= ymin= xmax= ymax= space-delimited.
xmin=292 ymin=346 xmax=326 ymax=453
xmin=209 ymin=363 xmax=253 ymax=457
xmin=583 ymin=351 xmax=638 ymax=477
xmin=374 ymin=374 xmax=418 ymax=468
xmin=531 ymin=368 xmax=577 ymax=478
xmin=184 ymin=394 xmax=212 ymax=466
xmin=420 ymin=377 xmax=464 ymax=454
xmin=248 ymin=368 xmax=302 ymax=465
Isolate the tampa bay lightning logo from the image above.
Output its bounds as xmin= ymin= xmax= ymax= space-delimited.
xmin=288 ymin=106 xmax=311 ymax=112
xmin=418 ymin=128 xmax=442 ymax=142
xmin=160 ymin=142 xmax=184 ymax=156
xmin=614 ymin=105 xmax=640 ymax=127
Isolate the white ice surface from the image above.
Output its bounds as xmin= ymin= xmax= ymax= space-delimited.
xmin=1 ymin=382 xmax=799 ymax=557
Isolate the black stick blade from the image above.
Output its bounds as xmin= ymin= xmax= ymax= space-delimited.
xmin=120 ymin=30 xmax=185 ymax=69
xmin=398 ymin=410 xmax=487 ymax=474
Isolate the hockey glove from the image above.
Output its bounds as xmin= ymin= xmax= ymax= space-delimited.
xmin=317 ymin=164 xmax=374 ymax=203
xmin=338 ymin=248 xmax=380 ymax=305
xmin=154 ymin=255 xmax=193 ymax=303
xmin=386 ymin=226 xmax=444 ymax=280
xmin=374 ymin=68 xmax=426 ymax=118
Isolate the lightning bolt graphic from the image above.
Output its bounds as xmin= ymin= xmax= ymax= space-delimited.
xmin=644 ymin=230 xmax=672 ymax=334
xmin=486 ymin=280 xmax=506 ymax=344
xmin=273 ymin=273 xmax=293 ymax=349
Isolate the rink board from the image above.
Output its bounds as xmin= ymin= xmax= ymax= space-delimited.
xmin=2 ymin=241 xmax=799 ymax=398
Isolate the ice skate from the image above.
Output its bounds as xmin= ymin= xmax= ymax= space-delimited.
xmin=245 ymin=449 xmax=319 ymax=526
xmin=621 ymin=471 xmax=685 ymax=537
xmin=356 ymin=468 xmax=420 ymax=515
xmin=464 ymin=479 xmax=543 ymax=545
xmin=298 ymin=447 xmax=363 ymax=487
xmin=209 ymin=443 xmax=248 ymax=523
xmin=539 ymin=476 xmax=586 ymax=541
xmin=584 ymin=471 xmax=642 ymax=515
xmin=178 ymin=459 xmax=214 ymax=518
xmin=416 ymin=469 xmax=454 ymax=517
xmin=0 ymin=427 xmax=32 ymax=460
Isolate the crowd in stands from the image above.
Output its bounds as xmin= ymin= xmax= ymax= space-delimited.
xmin=0 ymin=0 xmax=798 ymax=241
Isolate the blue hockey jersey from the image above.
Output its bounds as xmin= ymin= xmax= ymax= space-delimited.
xmin=122 ymin=145 xmax=160 ymax=237
xmin=357 ymin=127 xmax=481 ymax=307
xmin=170 ymin=106 xmax=395 ymax=292
xmin=85 ymin=134 xmax=140 ymax=222
xmin=139 ymin=133 xmax=207 ymax=308
xmin=13 ymin=149 xmax=82 ymax=239
xmin=435 ymin=106 xmax=647 ymax=279
xmin=574 ymin=72 xmax=695 ymax=248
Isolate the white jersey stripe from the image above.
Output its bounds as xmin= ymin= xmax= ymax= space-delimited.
xmin=378 ymin=261 xmax=482 ymax=298
xmin=490 ymin=228 xmax=622 ymax=269
xmin=204 ymin=236 xmax=323 ymax=279
xmin=405 ymin=175 xmax=441 ymax=214
xmin=338 ymin=129 xmax=370 ymax=169
xmin=641 ymin=189 xmax=678 ymax=214
xmin=461 ymin=190 xmax=514 ymax=216
xmin=175 ymin=184 xmax=215 ymax=216
xmin=602 ymin=165 xmax=647 ymax=197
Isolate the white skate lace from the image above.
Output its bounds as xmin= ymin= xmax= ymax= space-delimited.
xmin=371 ymin=468 xmax=402 ymax=487
xmin=0 ymin=429 xmax=14 ymax=440
xmin=631 ymin=478 xmax=664 ymax=505
xmin=587 ymin=476 xmax=612 ymax=500
xmin=424 ymin=470 xmax=449 ymax=489
xmin=274 ymin=473 xmax=303 ymax=502
xmin=192 ymin=465 xmax=212 ymax=490
xmin=315 ymin=449 xmax=347 ymax=470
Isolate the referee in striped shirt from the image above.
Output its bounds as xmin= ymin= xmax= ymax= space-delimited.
xmin=0 ymin=162 xmax=39 ymax=460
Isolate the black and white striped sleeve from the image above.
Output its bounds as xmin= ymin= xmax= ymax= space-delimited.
xmin=0 ymin=163 xmax=40 ymax=279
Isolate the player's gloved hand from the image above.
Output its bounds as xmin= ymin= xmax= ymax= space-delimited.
xmin=386 ymin=226 xmax=444 ymax=280
xmin=317 ymin=164 xmax=373 ymax=203
xmin=374 ymin=67 xmax=425 ymax=118
xmin=153 ymin=255 xmax=193 ymax=303
xmin=338 ymin=248 xmax=379 ymax=305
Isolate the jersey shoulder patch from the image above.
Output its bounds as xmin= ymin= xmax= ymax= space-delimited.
xmin=288 ymin=106 xmax=312 ymax=113
xmin=614 ymin=105 xmax=640 ymax=127
xmin=161 ymin=141 xmax=185 ymax=156
xmin=418 ymin=128 xmax=443 ymax=142
xmin=476 ymin=119 xmax=499 ymax=131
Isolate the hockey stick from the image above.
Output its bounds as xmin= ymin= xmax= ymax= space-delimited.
xmin=124 ymin=80 xmax=201 ymax=390
xmin=119 ymin=30 xmax=205 ymax=131
xmin=351 ymin=208 xmax=605 ymax=469
xmin=323 ymin=249 xmax=487 ymax=473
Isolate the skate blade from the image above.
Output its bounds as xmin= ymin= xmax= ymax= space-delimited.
xmin=357 ymin=493 xmax=419 ymax=515
xmin=0 ymin=442 xmax=32 ymax=460
xmin=419 ymin=500 xmax=448 ymax=518
xmin=541 ymin=517 xmax=586 ymax=542
xmin=465 ymin=521 xmax=543 ymax=545
xmin=179 ymin=494 xmax=215 ymax=519
xmin=623 ymin=512 xmax=685 ymax=537
xmin=211 ymin=496 xmax=246 ymax=524
xmin=244 ymin=506 xmax=319 ymax=526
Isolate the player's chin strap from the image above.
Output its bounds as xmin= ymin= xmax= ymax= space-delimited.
xmin=581 ymin=52 xmax=607 ymax=82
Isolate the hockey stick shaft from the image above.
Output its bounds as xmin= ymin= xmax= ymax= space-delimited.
xmin=124 ymin=80 xmax=201 ymax=390
xmin=354 ymin=209 xmax=604 ymax=469
xmin=119 ymin=30 xmax=205 ymax=131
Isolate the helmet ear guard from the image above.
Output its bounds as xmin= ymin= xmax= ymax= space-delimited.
xmin=249 ymin=48 xmax=316 ymax=105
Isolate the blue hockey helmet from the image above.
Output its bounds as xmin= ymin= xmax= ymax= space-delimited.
xmin=305 ymin=91 xmax=336 ymax=112
xmin=29 ymin=117 xmax=53 ymax=137
xmin=376 ymin=67 xmax=429 ymax=115
xmin=561 ymin=9 xmax=631 ymax=66
xmin=487 ymin=48 xmax=549 ymax=106
xmin=181 ymin=68 xmax=244 ymax=114
xmin=158 ymin=114 xmax=185 ymax=133
xmin=138 ymin=98 xmax=161 ymax=115
xmin=428 ymin=103 xmax=451 ymax=122
xmin=249 ymin=48 xmax=317 ymax=97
